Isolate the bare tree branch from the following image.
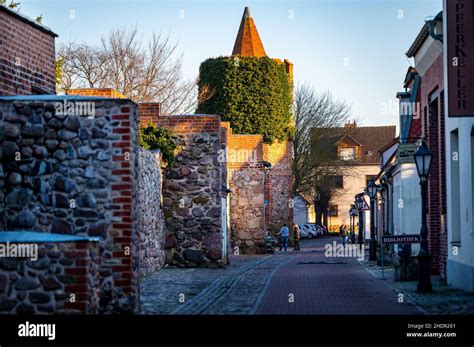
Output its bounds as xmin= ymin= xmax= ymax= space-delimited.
xmin=292 ymin=83 xmax=358 ymax=225
xmin=57 ymin=27 xmax=197 ymax=115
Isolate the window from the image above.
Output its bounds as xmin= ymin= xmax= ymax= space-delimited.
xmin=450 ymin=129 xmax=460 ymax=244
xmin=339 ymin=147 xmax=356 ymax=160
xmin=328 ymin=205 xmax=338 ymax=217
xmin=326 ymin=175 xmax=343 ymax=188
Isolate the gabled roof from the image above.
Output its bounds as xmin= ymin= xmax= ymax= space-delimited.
xmin=295 ymin=192 xmax=313 ymax=205
xmin=232 ymin=7 xmax=267 ymax=57
xmin=313 ymin=125 xmax=397 ymax=165
xmin=406 ymin=11 xmax=443 ymax=58
xmin=336 ymin=134 xmax=363 ymax=147
xmin=403 ymin=66 xmax=418 ymax=88
xmin=406 ymin=23 xmax=429 ymax=58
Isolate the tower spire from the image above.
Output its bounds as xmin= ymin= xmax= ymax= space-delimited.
xmin=243 ymin=6 xmax=251 ymax=19
xmin=232 ymin=7 xmax=267 ymax=57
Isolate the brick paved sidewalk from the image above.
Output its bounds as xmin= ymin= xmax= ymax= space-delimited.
xmin=361 ymin=255 xmax=474 ymax=314
xmin=255 ymin=237 xmax=421 ymax=315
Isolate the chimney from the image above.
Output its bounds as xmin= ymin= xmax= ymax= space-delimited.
xmin=344 ymin=120 xmax=357 ymax=128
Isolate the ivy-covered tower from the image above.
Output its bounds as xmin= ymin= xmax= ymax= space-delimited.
xmin=197 ymin=7 xmax=294 ymax=144
xmin=197 ymin=7 xmax=294 ymax=253
xmin=232 ymin=7 xmax=293 ymax=85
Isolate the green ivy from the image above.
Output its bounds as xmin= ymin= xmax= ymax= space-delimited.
xmin=197 ymin=56 xmax=292 ymax=144
xmin=138 ymin=124 xmax=179 ymax=167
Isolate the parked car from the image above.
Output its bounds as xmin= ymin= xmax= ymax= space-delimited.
xmin=314 ymin=224 xmax=324 ymax=236
xmin=300 ymin=224 xmax=318 ymax=239
xmin=298 ymin=224 xmax=308 ymax=238
xmin=316 ymin=224 xmax=328 ymax=234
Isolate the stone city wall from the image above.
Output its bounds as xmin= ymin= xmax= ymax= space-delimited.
xmin=155 ymin=115 xmax=224 ymax=267
xmin=137 ymin=148 xmax=165 ymax=276
xmin=0 ymin=239 xmax=100 ymax=314
xmin=263 ymin=140 xmax=293 ymax=231
xmin=227 ymin=134 xmax=265 ymax=254
xmin=0 ymin=96 xmax=140 ymax=313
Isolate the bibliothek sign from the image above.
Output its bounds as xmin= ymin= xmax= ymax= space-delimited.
xmin=382 ymin=234 xmax=421 ymax=244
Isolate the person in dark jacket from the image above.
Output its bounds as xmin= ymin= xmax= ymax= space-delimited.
xmin=292 ymin=223 xmax=301 ymax=251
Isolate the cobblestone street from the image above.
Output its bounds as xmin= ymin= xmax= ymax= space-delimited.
xmin=140 ymin=252 xmax=293 ymax=314
xmin=141 ymin=237 xmax=420 ymax=314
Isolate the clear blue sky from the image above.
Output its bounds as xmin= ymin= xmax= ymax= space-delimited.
xmin=20 ymin=0 xmax=441 ymax=127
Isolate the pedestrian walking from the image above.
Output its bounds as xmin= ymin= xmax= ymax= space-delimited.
xmin=340 ymin=225 xmax=347 ymax=247
xmin=278 ymin=223 xmax=290 ymax=252
xmin=292 ymin=223 xmax=301 ymax=251
xmin=350 ymin=227 xmax=355 ymax=244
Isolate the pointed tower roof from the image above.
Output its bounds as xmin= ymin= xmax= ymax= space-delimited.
xmin=232 ymin=7 xmax=267 ymax=57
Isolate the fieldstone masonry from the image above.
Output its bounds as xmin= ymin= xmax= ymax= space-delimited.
xmin=0 ymin=239 xmax=100 ymax=314
xmin=137 ymin=148 xmax=166 ymax=276
xmin=229 ymin=168 xmax=265 ymax=253
xmin=226 ymin=133 xmax=266 ymax=254
xmin=263 ymin=141 xmax=293 ymax=230
xmin=0 ymin=96 xmax=140 ymax=313
xmin=225 ymin=131 xmax=293 ymax=254
xmin=155 ymin=115 xmax=224 ymax=267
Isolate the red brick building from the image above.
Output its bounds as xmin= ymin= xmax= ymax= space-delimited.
xmin=0 ymin=5 xmax=57 ymax=95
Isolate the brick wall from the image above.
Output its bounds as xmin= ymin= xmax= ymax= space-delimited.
xmin=0 ymin=96 xmax=140 ymax=313
xmin=0 ymin=7 xmax=57 ymax=95
xmin=419 ymin=54 xmax=447 ymax=278
xmin=67 ymin=90 xmax=161 ymax=127
xmin=138 ymin=103 xmax=161 ymax=126
xmin=154 ymin=115 xmax=224 ymax=267
xmin=66 ymin=88 xmax=127 ymax=99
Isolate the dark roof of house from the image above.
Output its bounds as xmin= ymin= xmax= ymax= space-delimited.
xmin=295 ymin=192 xmax=313 ymax=205
xmin=406 ymin=23 xmax=429 ymax=58
xmin=0 ymin=5 xmax=58 ymax=37
xmin=406 ymin=11 xmax=443 ymax=58
xmin=314 ymin=125 xmax=397 ymax=165
xmin=403 ymin=66 xmax=418 ymax=88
